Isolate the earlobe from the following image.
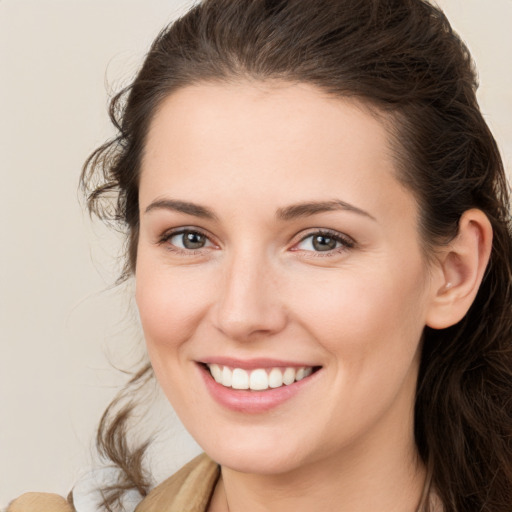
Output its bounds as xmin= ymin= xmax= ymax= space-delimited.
xmin=426 ymin=209 xmax=493 ymax=330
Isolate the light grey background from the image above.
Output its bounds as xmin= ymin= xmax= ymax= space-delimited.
xmin=1 ymin=0 xmax=511 ymax=507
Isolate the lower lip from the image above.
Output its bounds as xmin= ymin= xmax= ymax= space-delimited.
xmin=197 ymin=364 xmax=320 ymax=414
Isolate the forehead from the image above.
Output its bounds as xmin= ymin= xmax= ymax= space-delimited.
xmin=140 ymin=81 xmax=416 ymax=222
xmin=143 ymin=80 xmax=391 ymax=169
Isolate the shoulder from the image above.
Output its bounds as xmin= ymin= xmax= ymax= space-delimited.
xmin=136 ymin=453 xmax=220 ymax=512
xmin=7 ymin=492 xmax=74 ymax=512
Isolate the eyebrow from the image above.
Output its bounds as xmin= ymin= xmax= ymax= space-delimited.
xmin=276 ymin=200 xmax=376 ymax=221
xmin=144 ymin=199 xmax=218 ymax=220
xmin=144 ymin=198 xmax=375 ymax=222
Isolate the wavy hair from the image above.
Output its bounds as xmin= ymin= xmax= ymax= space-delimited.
xmin=81 ymin=1 xmax=512 ymax=510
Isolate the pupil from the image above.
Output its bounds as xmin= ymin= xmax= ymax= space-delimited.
xmin=183 ymin=232 xmax=205 ymax=249
xmin=312 ymin=235 xmax=336 ymax=251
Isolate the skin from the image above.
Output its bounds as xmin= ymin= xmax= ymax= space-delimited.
xmin=135 ymin=82 xmax=487 ymax=511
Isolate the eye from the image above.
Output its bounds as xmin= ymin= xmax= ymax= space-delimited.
xmin=294 ymin=230 xmax=354 ymax=253
xmin=163 ymin=229 xmax=214 ymax=251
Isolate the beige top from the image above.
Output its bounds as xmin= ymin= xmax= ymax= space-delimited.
xmin=135 ymin=453 xmax=220 ymax=512
xmin=7 ymin=454 xmax=219 ymax=512
xmin=8 ymin=453 xmax=442 ymax=512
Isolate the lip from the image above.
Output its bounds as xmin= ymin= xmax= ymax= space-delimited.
xmin=197 ymin=361 xmax=321 ymax=414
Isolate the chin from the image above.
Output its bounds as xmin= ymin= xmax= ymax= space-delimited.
xmin=198 ymin=433 xmax=312 ymax=475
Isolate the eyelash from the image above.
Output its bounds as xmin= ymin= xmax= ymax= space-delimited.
xmin=157 ymin=228 xmax=214 ymax=255
xmin=293 ymin=229 xmax=355 ymax=257
xmin=157 ymin=228 xmax=355 ymax=256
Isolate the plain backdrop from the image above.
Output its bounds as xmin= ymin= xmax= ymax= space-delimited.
xmin=1 ymin=0 xmax=511 ymax=507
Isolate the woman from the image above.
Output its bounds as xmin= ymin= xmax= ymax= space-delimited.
xmin=9 ymin=0 xmax=512 ymax=511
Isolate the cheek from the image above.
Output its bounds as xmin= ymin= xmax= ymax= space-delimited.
xmin=135 ymin=257 xmax=212 ymax=352
xmin=286 ymin=259 xmax=428 ymax=376
xmin=134 ymin=259 xmax=214 ymax=410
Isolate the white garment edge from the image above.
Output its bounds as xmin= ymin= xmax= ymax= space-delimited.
xmin=71 ymin=467 xmax=144 ymax=512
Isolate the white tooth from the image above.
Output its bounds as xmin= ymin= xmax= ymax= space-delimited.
xmin=295 ymin=367 xmax=306 ymax=381
xmin=249 ymin=369 xmax=269 ymax=391
xmin=209 ymin=364 xmax=222 ymax=383
xmin=304 ymin=367 xmax=313 ymax=378
xmin=232 ymin=368 xmax=249 ymax=389
xmin=282 ymin=367 xmax=296 ymax=385
xmin=221 ymin=366 xmax=233 ymax=387
xmin=268 ymin=368 xmax=283 ymax=388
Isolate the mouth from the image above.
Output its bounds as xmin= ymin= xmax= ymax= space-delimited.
xmin=197 ymin=360 xmax=323 ymax=413
xmin=203 ymin=363 xmax=321 ymax=391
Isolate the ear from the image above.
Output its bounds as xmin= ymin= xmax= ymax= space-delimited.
xmin=426 ymin=209 xmax=493 ymax=330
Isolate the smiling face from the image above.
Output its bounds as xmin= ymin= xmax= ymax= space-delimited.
xmin=135 ymin=82 xmax=439 ymax=475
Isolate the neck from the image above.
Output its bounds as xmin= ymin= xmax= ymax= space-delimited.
xmin=209 ymin=420 xmax=426 ymax=512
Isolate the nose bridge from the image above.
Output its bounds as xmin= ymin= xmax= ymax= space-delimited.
xmin=214 ymin=244 xmax=286 ymax=341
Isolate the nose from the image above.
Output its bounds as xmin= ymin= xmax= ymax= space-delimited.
xmin=213 ymin=250 xmax=288 ymax=342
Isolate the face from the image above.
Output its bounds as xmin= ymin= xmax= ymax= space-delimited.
xmin=136 ymin=82 xmax=438 ymax=475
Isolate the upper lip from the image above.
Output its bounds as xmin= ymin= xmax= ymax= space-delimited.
xmin=198 ymin=357 xmax=320 ymax=370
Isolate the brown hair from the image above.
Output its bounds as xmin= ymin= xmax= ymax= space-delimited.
xmin=81 ymin=1 xmax=512 ymax=510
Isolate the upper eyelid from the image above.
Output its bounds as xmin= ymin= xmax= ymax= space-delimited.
xmin=294 ymin=228 xmax=355 ymax=245
xmin=158 ymin=228 xmax=216 ymax=254
xmin=157 ymin=226 xmax=355 ymax=250
xmin=159 ymin=226 xmax=212 ymax=241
